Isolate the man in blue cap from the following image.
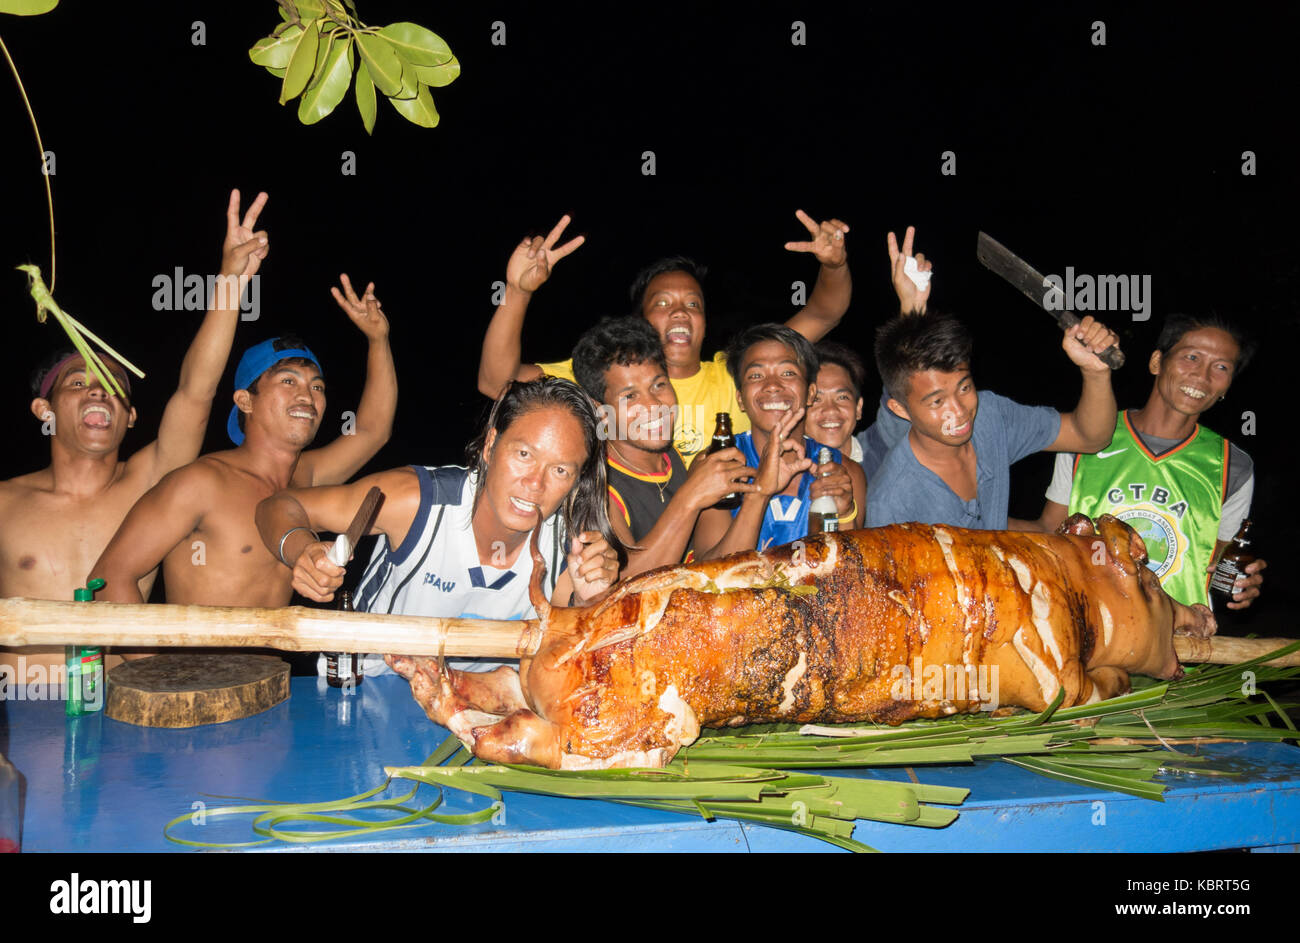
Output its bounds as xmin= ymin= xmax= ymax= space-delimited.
xmin=91 ymin=274 xmax=396 ymax=614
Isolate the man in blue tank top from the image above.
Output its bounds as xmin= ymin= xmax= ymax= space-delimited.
xmin=693 ymin=325 xmax=866 ymax=557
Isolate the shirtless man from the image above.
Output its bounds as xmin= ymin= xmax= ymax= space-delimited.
xmin=89 ymin=277 xmax=397 ymax=610
xmin=0 ymin=189 xmax=270 ymax=674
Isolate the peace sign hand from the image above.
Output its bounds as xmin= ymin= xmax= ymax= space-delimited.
xmin=887 ymin=225 xmax=932 ymax=315
xmin=506 ymin=214 xmax=586 ymax=295
xmin=756 ymin=406 xmax=813 ymax=496
xmin=220 ymin=189 xmax=270 ymax=281
xmin=331 ymin=273 xmax=389 ymax=341
xmin=784 ymin=209 xmax=850 ymax=268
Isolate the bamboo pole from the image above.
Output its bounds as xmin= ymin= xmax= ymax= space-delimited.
xmin=0 ymin=597 xmax=545 ymax=658
xmin=0 ymin=597 xmax=1296 ymax=667
xmin=1174 ymin=634 xmax=1300 ymax=668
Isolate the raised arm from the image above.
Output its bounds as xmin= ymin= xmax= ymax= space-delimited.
xmin=256 ymin=466 xmax=422 ymax=603
xmin=89 ymin=465 xmax=214 ymax=604
xmin=293 ymin=275 xmax=397 ymax=486
xmin=1048 ymin=316 xmax=1120 ymax=453
xmin=783 ymin=209 xmax=852 ymax=342
xmin=137 ymin=189 xmax=270 ymax=482
xmin=478 ymin=215 xmax=585 ymax=398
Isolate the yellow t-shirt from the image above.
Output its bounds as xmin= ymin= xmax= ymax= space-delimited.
xmin=537 ymin=351 xmax=749 ymax=466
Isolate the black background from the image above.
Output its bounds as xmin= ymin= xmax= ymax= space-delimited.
xmin=0 ymin=2 xmax=1295 ymax=634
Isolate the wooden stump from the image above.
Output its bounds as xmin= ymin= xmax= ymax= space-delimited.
xmin=106 ymin=654 xmax=290 ymax=728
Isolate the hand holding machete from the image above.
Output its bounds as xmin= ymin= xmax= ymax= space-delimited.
xmin=1061 ymin=315 xmax=1121 ymax=374
xmin=976 ymin=232 xmax=1125 ymax=370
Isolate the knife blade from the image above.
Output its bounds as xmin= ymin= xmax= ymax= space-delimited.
xmin=327 ymin=486 xmax=383 ymax=566
xmin=976 ymin=231 xmax=1125 ymax=370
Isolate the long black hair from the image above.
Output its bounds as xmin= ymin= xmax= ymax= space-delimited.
xmin=467 ymin=376 xmax=625 ymax=566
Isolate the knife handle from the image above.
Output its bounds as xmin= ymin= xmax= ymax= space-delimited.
xmin=1058 ymin=311 xmax=1126 ymax=370
xmin=327 ymin=534 xmax=352 ymax=567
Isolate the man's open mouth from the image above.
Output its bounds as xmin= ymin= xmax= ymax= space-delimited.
xmin=509 ymin=496 xmax=539 ymax=516
xmin=81 ymin=405 xmax=112 ymax=429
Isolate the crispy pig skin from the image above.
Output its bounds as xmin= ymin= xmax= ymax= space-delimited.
xmin=390 ymin=514 xmax=1208 ymax=769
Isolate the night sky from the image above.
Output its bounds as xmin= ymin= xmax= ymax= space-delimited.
xmin=0 ymin=3 xmax=1295 ymax=633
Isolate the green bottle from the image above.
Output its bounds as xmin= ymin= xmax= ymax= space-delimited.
xmin=65 ymin=578 xmax=106 ymax=716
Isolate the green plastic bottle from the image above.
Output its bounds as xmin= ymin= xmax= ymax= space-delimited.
xmin=65 ymin=578 xmax=106 ymax=716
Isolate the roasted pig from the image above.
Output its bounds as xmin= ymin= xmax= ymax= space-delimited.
xmin=388 ymin=514 xmax=1215 ymax=769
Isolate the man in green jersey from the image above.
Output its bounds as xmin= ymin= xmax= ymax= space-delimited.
xmin=1027 ymin=314 xmax=1266 ymax=610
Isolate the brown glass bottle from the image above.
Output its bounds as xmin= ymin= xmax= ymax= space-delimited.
xmin=326 ymin=590 xmax=364 ymax=689
xmin=1209 ymin=520 xmax=1255 ymax=604
xmin=706 ymin=412 xmax=742 ymax=510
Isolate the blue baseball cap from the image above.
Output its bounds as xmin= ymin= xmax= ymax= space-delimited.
xmin=226 ymin=338 xmax=322 ymax=445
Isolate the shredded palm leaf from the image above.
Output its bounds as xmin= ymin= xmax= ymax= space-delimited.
xmin=19 ymin=265 xmax=144 ymax=397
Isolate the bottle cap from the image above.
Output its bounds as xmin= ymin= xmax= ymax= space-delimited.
xmin=74 ymin=578 xmax=106 ymax=602
xmin=818 ymin=447 xmax=832 ymax=465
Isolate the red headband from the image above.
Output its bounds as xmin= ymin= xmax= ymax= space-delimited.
xmin=38 ymin=354 xmax=132 ymax=401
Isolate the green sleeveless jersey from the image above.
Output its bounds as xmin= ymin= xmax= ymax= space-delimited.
xmin=1068 ymin=411 xmax=1228 ymax=607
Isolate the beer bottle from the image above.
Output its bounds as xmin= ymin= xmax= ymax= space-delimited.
xmin=706 ymin=412 xmax=742 ymax=510
xmin=326 ymin=590 xmax=364 ymax=689
xmin=1209 ymin=520 xmax=1255 ymax=605
xmin=809 ymin=447 xmax=839 ymax=533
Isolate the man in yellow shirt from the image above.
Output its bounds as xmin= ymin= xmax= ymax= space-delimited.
xmin=476 ymin=211 xmax=853 ymax=464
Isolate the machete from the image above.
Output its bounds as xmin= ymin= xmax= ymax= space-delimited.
xmin=976 ymin=231 xmax=1125 ymax=369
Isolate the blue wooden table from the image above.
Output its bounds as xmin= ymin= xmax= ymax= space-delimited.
xmin=4 ymin=675 xmax=1299 ymax=852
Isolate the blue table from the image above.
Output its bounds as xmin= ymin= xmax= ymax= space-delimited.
xmin=4 ymin=675 xmax=1299 ymax=852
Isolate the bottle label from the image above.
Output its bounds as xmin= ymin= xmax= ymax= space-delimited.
xmin=1209 ymin=561 xmax=1241 ymax=595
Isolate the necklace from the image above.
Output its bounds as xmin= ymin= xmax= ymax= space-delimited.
xmin=610 ymin=445 xmax=672 ymax=502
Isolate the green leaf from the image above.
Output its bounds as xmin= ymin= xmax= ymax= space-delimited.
xmin=387 ymin=83 xmax=439 ymax=128
xmin=266 ymin=66 xmax=287 ymax=79
xmin=354 ymin=59 xmax=377 ymax=134
xmin=414 ymin=57 xmax=459 ymax=88
xmin=288 ymin=0 xmax=325 ymax=17
xmin=391 ymin=59 xmax=419 ymax=101
xmin=356 ymin=32 xmax=403 ymax=97
xmin=250 ymin=25 xmax=303 ymax=69
xmin=0 ymin=0 xmax=58 ymax=13
xmin=308 ymin=26 xmax=336 ymax=84
xmin=280 ymin=18 xmax=320 ymax=105
xmin=299 ymin=37 xmax=354 ymax=125
xmin=377 ymin=22 xmax=453 ymax=66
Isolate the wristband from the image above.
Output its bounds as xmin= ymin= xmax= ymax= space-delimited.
xmin=278 ymin=526 xmax=319 ymax=567
xmin=837 ymin=501 xmax=858 ymax=526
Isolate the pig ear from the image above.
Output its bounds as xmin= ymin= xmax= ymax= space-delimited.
xmin=1057 ymin=512 xmax=1097 ymax=537
xmin=1096 ymin=514 xmax=1145 ymax=575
